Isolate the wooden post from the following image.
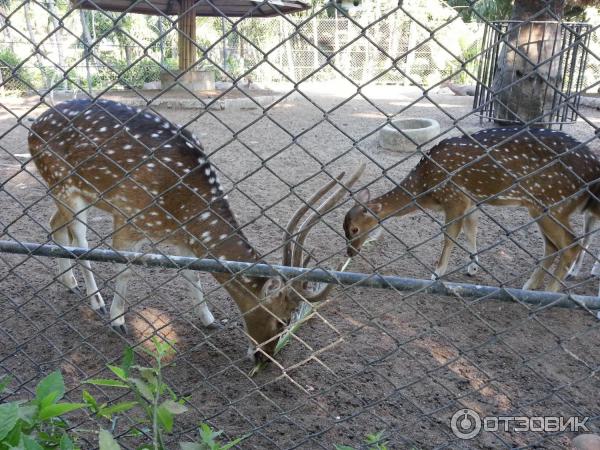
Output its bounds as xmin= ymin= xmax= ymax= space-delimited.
xmin=178 ymin=0 xmax=197 ymax=72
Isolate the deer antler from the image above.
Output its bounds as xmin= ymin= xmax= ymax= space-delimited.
xmin=287 ymin=162 xmax=365 ymax=303
xmin=282 ymin=171 xmax=346 ymax=266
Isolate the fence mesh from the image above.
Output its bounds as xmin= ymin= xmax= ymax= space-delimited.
xmin=1 ymin=0 xmax=600 ymax=449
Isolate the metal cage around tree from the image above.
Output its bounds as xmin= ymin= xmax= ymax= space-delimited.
xmin=473 ymin=20 xmax=591 ymax=126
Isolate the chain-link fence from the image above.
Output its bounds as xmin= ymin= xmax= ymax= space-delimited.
xmin=1 ymin=0 xmax=600 ymax=448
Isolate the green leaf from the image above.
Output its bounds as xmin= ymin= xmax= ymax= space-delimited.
xmin=199 ymin=423 xmax=220 ymax=443
xmin=129 ymin=378 xmax=153 ymax=402
xmin=156 ymin=405 xmax=173 ymax=433
xmin=0 ymin=375 xmax=10 ymax=394
xmin=365 ymin=431 xmax=385 ymax=445
xmin=85 ymin=379 xmax=129 ymax=388
xmin=120 ymin=348 xmax=134 ymax=377
xmin=219 ymin=436 xmax=247 ymax=450
xmin=39 ymin=391 xmax=62 ymax=409
xmin=60 ymin=433 xmax=75 ymax=450
xmin=22 ymin=435 xmax=45 ymax=450
xmin=98 ymin=401 xmax=137 ymax=419
xmin=159 ymin=400 xmax=187 ymax=415
xmin=107 ymin=366 xmax=127 ymax=381
xmin=4 ymin=420 xmax=22 ymax=446
xmin=82 ymin=390 xmax=98 ymax=410
xmin=35 ymin=371 xmax=65 ymax=404
xmin=0 ymin=402 xmax=19 ymax=440
xmin=17 ymin=405 xmax=38 ymax=426
xmin=99 ymin=429 xmax=121 ymax=450
xmin=38 ymin=402 xmax=86 ymax=420
xmin=179 ymin=443 xmax=202 ymax=450
xmin=135 ymin=367 xmax=157 ymax=387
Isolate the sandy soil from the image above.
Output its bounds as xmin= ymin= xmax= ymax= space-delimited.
xmin=0 ymin=86 xmax=599 ymax=449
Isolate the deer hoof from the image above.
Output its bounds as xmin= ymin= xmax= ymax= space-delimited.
xmin=96 ymin=305 xmax=108 ymax=316
xmin=204 ymin=321 xmax=224 ymax=331
xmin=467 ymin=263 xmax=479 ymax=276
xmin=111 ymin=323 xmax=128 ymax=336
xmin=68 ymin=286 xmax=82 ymax=295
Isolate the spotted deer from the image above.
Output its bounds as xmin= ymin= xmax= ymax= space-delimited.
xmin=344 ymin=127 xmax=600 ymax=292
xmin=28 ymin=99 xmax=364 ymax=361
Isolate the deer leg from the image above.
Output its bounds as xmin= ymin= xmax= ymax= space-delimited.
xmin=463 ymin=212 xmax=479 ymax=276
xmin=432 ymin=217 xmax=464 ymax=280
xmin=50 ymin=205 xmax=78 ymax=291
xmin=567 ymin=212 xmax=596 ymax=278
xmin=181 ymin=270 xmax=218 ymax=328
xmin=523 ymin=232 xmax=557 ymax=291
xmin=109 ymin=224 xmax=145 ymax=335
xmin=68 ymin=208 xmax=106 ymax=315
xmin=542 ymin=217 xmax=579 ymax=293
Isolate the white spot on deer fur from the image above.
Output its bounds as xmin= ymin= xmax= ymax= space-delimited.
xmin=123 ymin=144 xmax=132 ymax=150
xmin=219 ymin=233 xmax=227 ymax=240
xmin=201 ymin=212 xmax=210 ymax=220
xmin=205 ymin=168 xmax=211 ymax=176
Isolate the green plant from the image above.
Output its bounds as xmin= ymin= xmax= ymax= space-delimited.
xmin=179 ymin=423 xmax=246 ymax=450
xmin=86 ymin=338 xmax=187 ymax=450
xmin=0 ymin=48 xmax=33 ymax=93
xmin=0 ymin=341 xmax=246 ymax=450
xmin=87 ymin=340 xmax=247 ymax=450
xmin=0 ymin=371 xmax=86 ymax=449
xmin=334 ymin=431 xmax=389 ymax=450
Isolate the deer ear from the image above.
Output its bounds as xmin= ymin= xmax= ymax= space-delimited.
xmin=354 ymin=188 xmax=370 ymax=204
xmin=260 ymin=277 xmax=283 ymax=298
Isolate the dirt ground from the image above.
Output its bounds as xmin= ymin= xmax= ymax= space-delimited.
xmin=0 ymin=86 xmax=599 ymax=449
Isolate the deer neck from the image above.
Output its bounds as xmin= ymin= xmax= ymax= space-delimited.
xmin=186 ymin=221 xmax=267 ymax=314
xmin=370 ymin=180 xmax=419 ymax=220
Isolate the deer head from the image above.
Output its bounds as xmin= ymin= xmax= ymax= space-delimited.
xmin=243 ymin=163 xmax=365 ymax=363
xmin=343 ymin=188 xmax=382 ymax=257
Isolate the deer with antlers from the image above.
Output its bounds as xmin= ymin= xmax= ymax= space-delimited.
xmin=344 ymin=127 xmax=600 ymax=292
xmin=28 ymin=99 xmax=364 ymax=361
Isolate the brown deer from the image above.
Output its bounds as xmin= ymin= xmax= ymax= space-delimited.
xmin=344 ymin=127 xmax=600 ymax=292
xmin=28 ymin=99 xmax=364 ymax=361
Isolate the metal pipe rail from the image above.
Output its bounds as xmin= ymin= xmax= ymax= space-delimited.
xmin=1 ymin=240 xmax=600 ymax=310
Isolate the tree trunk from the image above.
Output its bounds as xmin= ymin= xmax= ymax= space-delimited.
xmin=24 ymin=1 xmax=53 ymax=95
xmin=0 ymin=2 xmax=16 ymax=53
xmin=79 ymin=9 xmax=93 ymax=95
xmin=492 ymin=0 xmax=565 ymax=124
xmin=46 ymin=0 xmax=66 ymax=90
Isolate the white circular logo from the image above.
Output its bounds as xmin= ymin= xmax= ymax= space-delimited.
xmin=451 ymin=408 xmax=482 ymax=439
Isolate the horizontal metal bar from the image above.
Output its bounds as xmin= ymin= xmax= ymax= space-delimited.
xmin=1 ymin=240 xmax=599 ymax=310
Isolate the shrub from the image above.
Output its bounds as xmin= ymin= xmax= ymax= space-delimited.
xmin=0 ymin=371 xmax=86 ymax=448
xmin=0 ymin=339 xmax=246 ymax=450
xmin=0 ymin=48 xmax=33 ymax=94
